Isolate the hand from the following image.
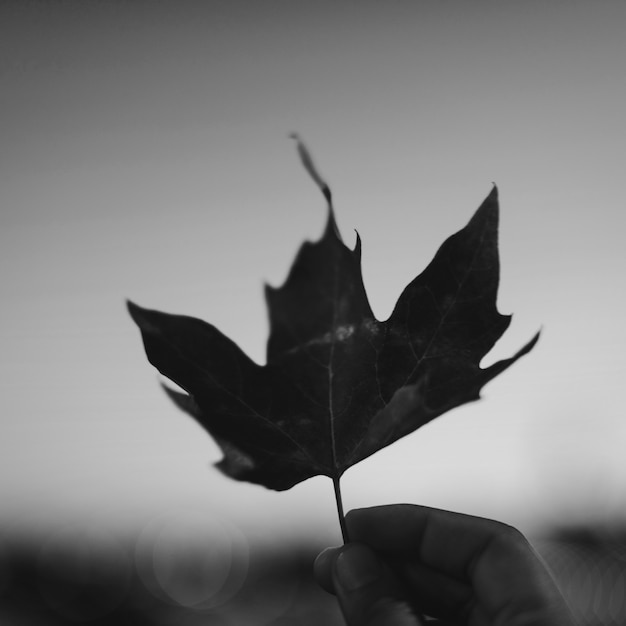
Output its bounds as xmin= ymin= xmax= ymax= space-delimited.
xmin=314 ymin=505 xmax=574 ymax=626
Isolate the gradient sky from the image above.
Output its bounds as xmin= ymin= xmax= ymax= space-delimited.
xmin=2 ymin=0 xmax=625 ymax=544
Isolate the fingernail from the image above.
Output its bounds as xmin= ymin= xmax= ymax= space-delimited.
xmin=335 ymin=544 xmax=381 ymax=591
xmin=314 ymin=546 xmax=340 ymax=572
xmin=316 ymin=546 xmax=341 ymax=562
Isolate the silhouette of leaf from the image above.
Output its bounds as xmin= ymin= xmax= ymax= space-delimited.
xmin=128 ymin=163 xmax=538 ymax=491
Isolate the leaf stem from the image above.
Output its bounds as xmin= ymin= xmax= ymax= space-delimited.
xmin=333 ymin=475 xmax=350 ymax=544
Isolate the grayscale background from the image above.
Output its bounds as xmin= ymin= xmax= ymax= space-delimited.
xmin=1 ymin=2 xmax=625 ymax=623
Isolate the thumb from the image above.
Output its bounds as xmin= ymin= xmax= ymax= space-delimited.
xmin=332 ymin=544 xmax=423 ymax=626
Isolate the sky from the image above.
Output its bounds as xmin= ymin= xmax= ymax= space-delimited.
xmin=1 ymin=0 xmax=626 ymax=545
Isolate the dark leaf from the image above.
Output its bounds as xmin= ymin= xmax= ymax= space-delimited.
xmin=128 ymin=181 xmax=538 ymax=490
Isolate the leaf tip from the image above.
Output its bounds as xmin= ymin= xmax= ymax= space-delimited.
xmin=290 ymin=132 xmax=333 ymax=208
xmin=526 ymin=328 xmax=542 ymax=353
xmin=487 ymin=183 xmax=499 ymax=205
xmin=126 ymin=299 xmax=142 ymax=323
xmin=126 ymin=300 xmax=161 ymax=336
xmin=470 ymin=184 xmax=500 ymax=229
xmin=353 ymin=229 xmax=362 ymax=259
xmin=483 ymin=184 xmax=499 ymax=216
xmin=263 ymin=281 xmax=277 ymax=304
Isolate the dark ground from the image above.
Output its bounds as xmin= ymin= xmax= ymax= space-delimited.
xmin=1 ymin=524 xmax=625 ymax=625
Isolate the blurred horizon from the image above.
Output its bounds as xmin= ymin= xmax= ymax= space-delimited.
xmin=2 ymin=515 xmax=625 ymax=625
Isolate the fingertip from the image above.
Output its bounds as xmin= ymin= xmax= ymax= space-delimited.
xmin=314 ymin=543 xmax=383 ymax=595
xmin=313 ymin=546 xmax=341 ymax=593
xmin=331 ymin=544 xmax=422 ymax=626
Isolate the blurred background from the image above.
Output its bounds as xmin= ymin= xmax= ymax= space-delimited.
xmin=1 ymin=1 xmax=625 ymax=623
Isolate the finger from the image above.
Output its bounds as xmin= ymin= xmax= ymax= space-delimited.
xmin=315 ymin=545 xmax=469 ymax=625
xmin=346 ymin=504 xmax=509 ymax=576
xmin=319 ymin=547 xmax=475 ymax=622
xmin=332 ymin=543 xmax=424 ymax=626
xmin=313 ymin=546 xmax=340 ymax=594
xmin=347 ymin=505 xmax=573 ymax=625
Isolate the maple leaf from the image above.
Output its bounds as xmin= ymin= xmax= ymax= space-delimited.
xmin=127 ymin=142 xmax=538 ymax=507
